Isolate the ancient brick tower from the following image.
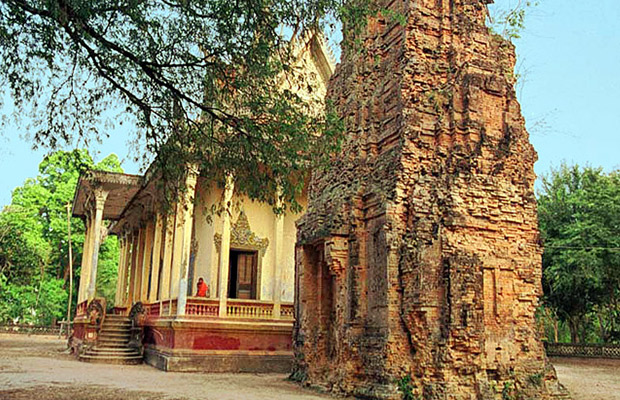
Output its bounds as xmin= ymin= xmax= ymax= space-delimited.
xmin=294 ymin=0 xmax=569 ymax=399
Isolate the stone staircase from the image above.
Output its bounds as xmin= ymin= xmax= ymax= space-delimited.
xmin=79 ymin=314 xmax=142 ymax=365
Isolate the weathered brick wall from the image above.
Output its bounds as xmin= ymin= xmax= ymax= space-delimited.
xmin=294 ymin=0 xmax=569 ymax=399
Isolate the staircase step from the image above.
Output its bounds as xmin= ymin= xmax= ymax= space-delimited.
xmin=102 ymin=321 xmax=131 ymax=327
xmin=99 ymin=332 xmax=131 ymax=339
xmin=98 ymin=337 xmax=129 ymax=342
xmin=100 ymin=329 xmax=131 ymax=335
xmin=85 ymin=349 xmax=140 ymax=357
xmin=103 ymin=319 xmax=131 ymax=324
xmin=103 ymin=322 xmax=131 ymax=327
xmin=98 ymin=340 xmax=129 ymax=347
xmin=103 ymin=320 xmax=131 ymax=325
xmin=91 ymin=346 xmax=135 ymax=352
xmin=99 ymin=333 xmax=130 ymax=338
xmin=78 ymin=314 xmax=142 ymax=365
xmin=79 ymin=354 xmax=142 ymax=365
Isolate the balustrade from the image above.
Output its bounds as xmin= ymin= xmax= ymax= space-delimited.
xmin=139 ymin=298 xmax=294 ymax=321
xmin=280 ymin=303 xmax=294 ymax=320
xmin=185 ymin=298 xmax=219 ymax=316
xmin=227 ymin=300 xmax=274 ymax=319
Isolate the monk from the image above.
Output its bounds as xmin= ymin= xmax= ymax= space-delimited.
xmin=196 ymin=277 xmax=209 ymax=297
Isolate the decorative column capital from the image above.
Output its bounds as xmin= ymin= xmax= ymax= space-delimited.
xmin=93 ymin=187 xmax=109 ymax=211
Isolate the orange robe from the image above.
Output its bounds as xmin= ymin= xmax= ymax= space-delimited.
xmin=196 ymin=281 xmax=208 ymax=297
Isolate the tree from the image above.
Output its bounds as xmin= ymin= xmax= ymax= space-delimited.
xmin=0 ymin=0 xmax=354 ymax=211
xmin=487 ymin=0 xmax=539 ymax=40
xmin=0 ymin=149 xmax=123 ymax=324
xmin=538 ymin=164 xmax=620 ymax=343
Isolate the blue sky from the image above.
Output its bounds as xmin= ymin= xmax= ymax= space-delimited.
xmin=1 ymin=0 xmax=619 ymax=208
xmin=491 ymin=0 xmax=620 ymax=177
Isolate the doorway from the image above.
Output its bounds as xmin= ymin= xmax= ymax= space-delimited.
xmin=228 ymin=250 xmax=258 ymax=299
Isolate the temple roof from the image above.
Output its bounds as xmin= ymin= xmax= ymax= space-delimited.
xmin=72 ymin=170 xmax=143 ymax=220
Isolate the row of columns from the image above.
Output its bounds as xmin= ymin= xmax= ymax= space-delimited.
xmin=112 ymin=172 xmax=286 ymax=319
xmin=114 ymin=169 xmax=197 ymax=316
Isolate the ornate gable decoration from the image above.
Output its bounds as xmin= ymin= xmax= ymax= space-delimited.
xmin=214 ymin=210 xmax=269 ymax=253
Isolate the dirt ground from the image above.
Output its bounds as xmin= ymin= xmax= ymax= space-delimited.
xmin=550 ymin=356 xmax=620 ymax=400
xmin=0 ymin=333 xmax=337 ymax=400
xmin=1 ymin=334 xmax=618 ymax=400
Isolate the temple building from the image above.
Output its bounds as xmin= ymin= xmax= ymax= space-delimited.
xmin=70 ymin=36 xmax=333 ymax=372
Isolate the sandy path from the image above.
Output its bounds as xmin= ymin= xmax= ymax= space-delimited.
xmin=0 ymin=334 xmax=338 ymax=400
xmin=550 ymin=357 xmax=620 ymax=400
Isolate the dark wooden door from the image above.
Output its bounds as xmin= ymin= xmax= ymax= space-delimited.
xmin=234 ymin=252 xmax=257 ymax=299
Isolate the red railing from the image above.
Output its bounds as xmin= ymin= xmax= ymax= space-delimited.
xmin=185 ymin=297 xmax=219 ymax=317
xmin=281 ymin=303 xmax=294 ymax=320
xmin=148 ymin=302 xmax=161 ymax=317
xmin=140 ymin=298 xmax=294 ymax=321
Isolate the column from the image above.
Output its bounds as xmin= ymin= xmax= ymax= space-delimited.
xmin=176 ymin=168 xmax=198 ymax=317
xmin=119 ymin=232 xmax=132 ymax=306
xmin=160 ymin=214 xmax=175 ymax=303
xmin=169 ymin=206 xmax=183 ymax=299
xmin=114 ymin=236 xmax=127 ymax=306
xmin=133 ymin=226 xmax=146 ymax=301
xmin=78 ymin=212 xmax=93 ymax=303
xmin=140 ymin=218 xmax=156 ymax=301
xmin=272 ymin=188 xmax=284 ymax=318
xmin=87 ymin=188 xmax=109 ymax=300
xmin=148 ymin=213 xmax=164 ymax=302
xmin=218 ymin=175 xmax=235 ymax=317
xmin=127 ymin=230 xmax=140 ymax=305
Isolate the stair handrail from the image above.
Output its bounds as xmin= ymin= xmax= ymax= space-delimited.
xmin=128 ymin=302 xmax=146 ymax=355
xmin=85 ymin=297 xmax=106 ymax=350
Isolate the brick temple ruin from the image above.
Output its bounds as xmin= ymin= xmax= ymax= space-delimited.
xmin=294 ymin=0 xmax=569 ymax=399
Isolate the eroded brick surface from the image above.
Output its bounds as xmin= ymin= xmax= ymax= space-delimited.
xmin=294 ymin=1 xmax=569 ymax=399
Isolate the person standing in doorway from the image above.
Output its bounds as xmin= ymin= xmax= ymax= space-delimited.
xmin=196 ymin=277 xmax=209 ymax=297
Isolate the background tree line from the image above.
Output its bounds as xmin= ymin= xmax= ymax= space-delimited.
xmin=2 ymin=154 xmax=617 ymax=346
xmin=538 ymin=164 xmax=620 ymax=344
xmin=0 ymin=149 xmax=121 ymax=326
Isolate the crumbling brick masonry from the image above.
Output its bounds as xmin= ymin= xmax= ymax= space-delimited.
xmin=294 ymin=0 xmax=570 ymax=399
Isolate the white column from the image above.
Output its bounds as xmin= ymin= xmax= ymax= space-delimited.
xmin=114 ymin=236 xmax=126 ymax=306
xmin=160 ymin=215 xmax=175 ymax=303
xmin=218 ymin=175 xmax=235 ymax=317
xmin=140 ymin=218 xmax=156 ymax=301
xmin=272 ymin=188 xmax=284 ymax=318
xmin=128 ymin=230 xmax=140 ymax=305
xmin=177 ymin=168 xmax=198 ymax=317
xmin=78 ymin=212 xmax=93 ymax=303
xmin=148 ymin=213 xmax=164 ymax=302
xmin=120 ymin=232 xmax=132 ymax=306
xmin=169 ymin=206 xmax=183 ymax=299
xmin=133 ymin=226 xmax=146 ymax=301
xmin=87 ymin=188 xmax=109 ymax=300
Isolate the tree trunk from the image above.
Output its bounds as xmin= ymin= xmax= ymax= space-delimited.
xmin=569 ymin=317 xmax=580 ymax=343
xmin=597 ymin=311 xmax=608 ymax=342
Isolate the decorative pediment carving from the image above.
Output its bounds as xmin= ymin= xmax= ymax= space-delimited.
xmin=214 ymin=210 xmax=269 ymax=253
